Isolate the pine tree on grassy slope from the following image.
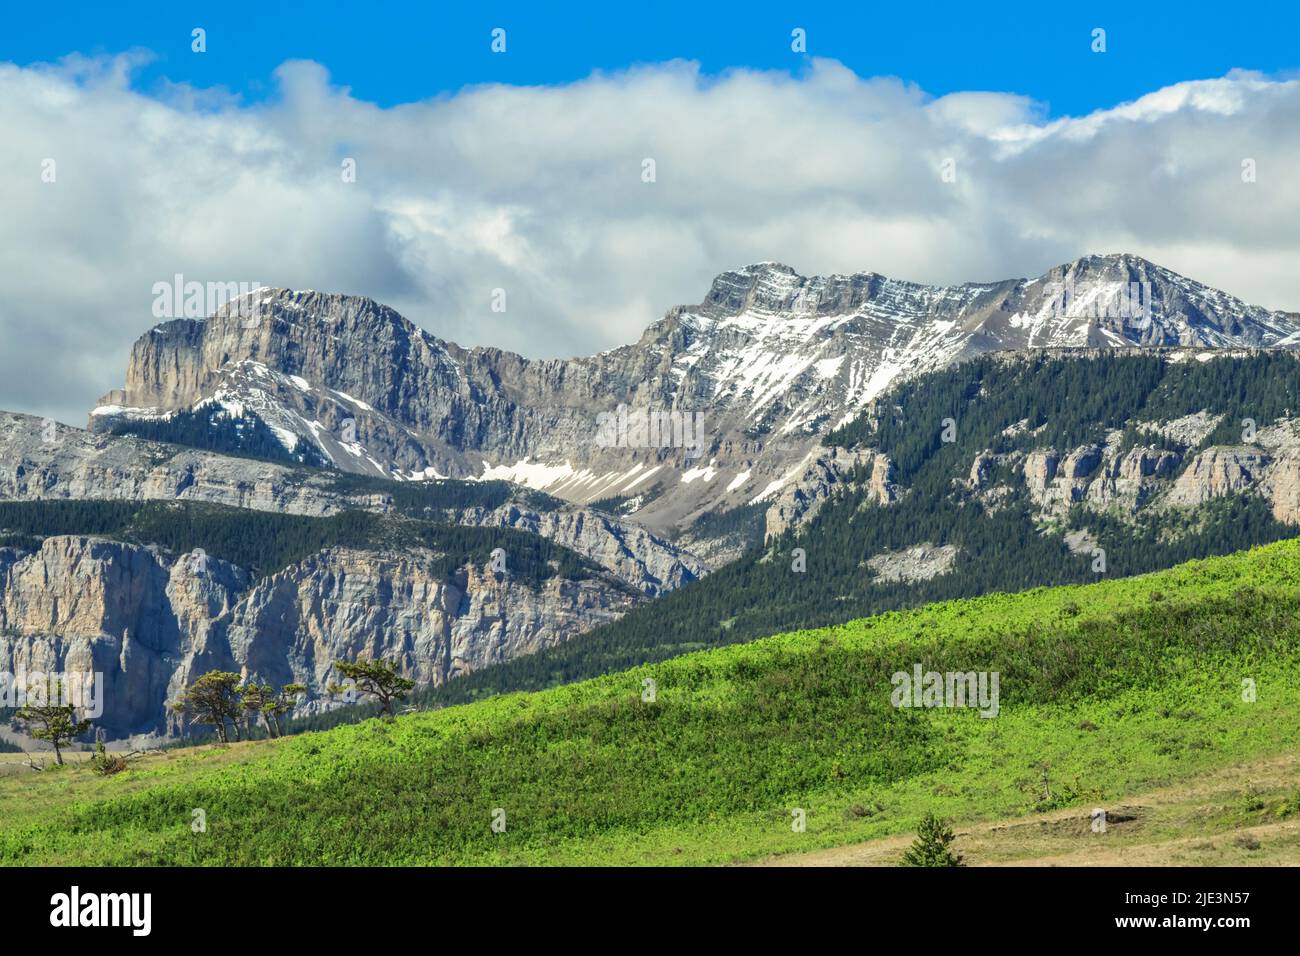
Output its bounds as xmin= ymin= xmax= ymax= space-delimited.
xmin=901 ymin=813 xmax=965 ymax=867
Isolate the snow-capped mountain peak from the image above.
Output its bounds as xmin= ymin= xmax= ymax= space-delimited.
xmin=89 ymin=255 xmax=1300 ymax=534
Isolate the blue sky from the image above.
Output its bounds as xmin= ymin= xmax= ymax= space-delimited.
xmin=3 ymin=0 xmax=1295 ymax=116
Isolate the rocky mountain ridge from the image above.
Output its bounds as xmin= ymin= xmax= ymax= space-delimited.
xmin=90 ymin=254 xmax=1300 ymax=537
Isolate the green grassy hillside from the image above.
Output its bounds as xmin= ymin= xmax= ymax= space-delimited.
xmin=2 ymin=539 xmax=1299 ymax=866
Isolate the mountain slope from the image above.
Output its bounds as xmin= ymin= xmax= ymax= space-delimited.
xmin=0 ymin=411 xmax=705 ymax=595
xmin=415 ymin=348 xmax=1300 ymax=704
xmin=3 ymin=538 xmax=1297 ymax=865
xmin=89 ymin=255 xmax=1300 ymax=537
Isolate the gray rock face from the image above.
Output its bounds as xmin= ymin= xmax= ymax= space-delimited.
xmin=0 ymin=411 xmax=703 ymax=740
xmin=864 ymin=544 xmax=960 ymax=583
xmin=1079 ymin=446 xmax=1184 ymax=510
xmin=1023 ymin=450 xmax=1061 ymax=497
xmin=0 ymin=537 xmax=249 ymax=737
xmin=1266 ymin=456 xmax=1300 ymax=524
xmin=0 ymin=411 xmax=705 ymax=593
xmin=448 ymin=504 xmax=699 ymax=597
xmin=222 ymin=549 xmax=632 ymax=720
xmin=1022 ymin=441 xmax=1271 ymax=516
xmin=89 ymin=255 xmax=1300 ymax=537
xmin=1 ymin=412 xmax=360 ymax=516
xmin=979 ymin=434 xmax=1296 ymax=521
xmin=763 ymin=447 xmax=881 ymax=540
xmin=1165 ymin=447 xmax=1270 ymax=507
xmin=0 ymin=536 xmax=636 ymax=738
xmin=1113 ymin=447 xmax=1182 ymax=480
xmin=768 ymin=395 xmax=1300 ymax=541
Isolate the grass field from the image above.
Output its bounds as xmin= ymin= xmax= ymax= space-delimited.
xmin=757 ymin=751 xmax=1300 ymax=866
xmin=2 ymin=539 xmax=1298 ymax=866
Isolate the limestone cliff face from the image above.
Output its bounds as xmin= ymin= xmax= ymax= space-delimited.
xmin=0 ymin=536 xmax=635 ymax=739
xmin=0 ymin=411 xmax=357 ymax=517
xmin=1265 ymin=456 xmax=1300 ymax=523
xmin=1165 ymin=447 xmax=1270 ymax=507
xmin=0 ymin=537 xmax=249 ymax=737
xmin=1003 ymin=407 xmax=1300 ymax=523
xmin=1022 ymin=450 xmax=1060 ymax=500
xmin=1083 ymin=447 xmax=1182 ymax=510
xmin=869 ymin=454 xmax=900 ymax=505
xmin=448 ymin=504 xmax=699 ymax=597
xmin=223 ymin=549 xmax=632 ymax=722
xmin=992 ymin=437 xmax=1298 ymax=521
xmin=1021 ymin=442 xmax=1274 ymax=516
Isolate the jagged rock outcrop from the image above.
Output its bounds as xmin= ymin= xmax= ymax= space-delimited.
xmin=962 ymin=429 xmax=1300 ymax=523
xmin=448 ymin=504 xmax=701 ymax=597
xmin=1137 ymin=411 xmax=1222 ymax=447
xmin=864 ymin=544 xmax=960 ymax=583
xmin=224 ymin=549 xmax=631 ymax=718
xmin=1022 ymin=440 xmax=1192 ymax=514
xmin=767 ymin=411 xmax=1300 ymax=542
xmin=1061 ymin=445 xmax=1103 ymax=480
xmin=0 ymin=537 xmax=249 ymax=737
xmin=763 ymin=448 xmax=886 ymax=540
xmin=1114 ymin=447 xmax=1182 ymax=480
xmin=0 ymin=411 xmax=359 ymax=516
xmin=1084 ymin=446 xmax=1183 ymax=511
xmin=869 ymin=454 xmax=900 ymax=505
xmin=88 ymin=255 xmax=1300 ymax=537
xmin=1023 ymin=450 xmax=1061 ymax=499
xmin=962 ymin=449 xmax=1026 ymax=512
xmin=0 ymin=536 xmax=635 ymax=739
xmin=967 ymin=451 xmax=996 ymax=488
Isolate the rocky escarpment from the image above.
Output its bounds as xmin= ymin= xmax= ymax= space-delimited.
xmin=0 ymin=537 xmax=250 ymax=739
xmin=1 ymin=412 xmax=355 ymax=516
xmin=1164 ymin=447 xmax=1269 ymax=507
xmin=0 ymin=536 xmax=635 ymax=740
xmin=987 ymin=439 xmax=1298 ymax=523
xmin=763 ymin=447 xmax=894 ymax=540
xmin=1016 ymin=427 xmax=1300 ymax=524
xmin=88 ymin=255 xmax=1300 ymax=538
xmin=767 ymin=408 xmax=1300 ymax=540
xmin=0 ymin=411 xmax=707 ymax=590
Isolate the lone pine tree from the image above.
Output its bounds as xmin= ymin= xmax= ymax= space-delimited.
xmin=901 ymin=813 xmax=965 ymax=867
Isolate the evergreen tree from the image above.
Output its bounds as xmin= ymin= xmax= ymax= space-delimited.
xmin=238 ymin=680 xmax=275 ymax=737
xmin=901 ymin=813 xmax=964 ymax=867
xmin=15 ymin=682 xmax=91 ymax=766
xmin=329 ymin=660 xmax=414 ymax=717
xmin=173 ymin=672 xmax=245 ymax=743
xmin=263 ymin=683 xmax=307 ymax=737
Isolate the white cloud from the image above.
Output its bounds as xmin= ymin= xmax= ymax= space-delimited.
xmin=2 ymin=54 xmax=1299 ymax=424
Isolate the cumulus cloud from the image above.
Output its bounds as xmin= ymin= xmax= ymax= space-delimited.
xmin=2 ymin=54 xmax=1299 ymax=423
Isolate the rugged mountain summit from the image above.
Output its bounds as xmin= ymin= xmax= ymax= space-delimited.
xmin=92 ymin=255 xmax=1300 ymax=536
